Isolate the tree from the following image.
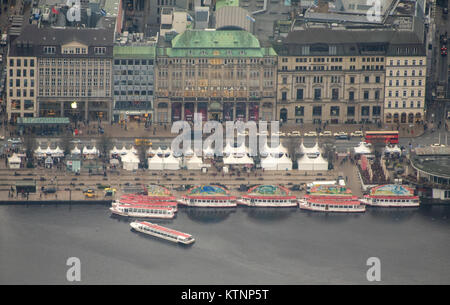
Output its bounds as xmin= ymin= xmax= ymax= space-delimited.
xmin=284 ymin=137 xmax=301 ymax=159
xmin=23 ymin=133 xmax=37 ymax=168
xmin=60 ymin=131 xmax=73 ymax=156
xmin=98 ymin=133 xmax=113 ymax=162
xmin=137 ymin=144 xmax=148 ymax=169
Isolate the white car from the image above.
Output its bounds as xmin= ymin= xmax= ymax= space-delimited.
xmin=319 ymin=131 xmax=332 ymax=137
xmin=8 ymin=138 xmax=22 ymax=144
xmin=350 ymin=130 xmax=364 ymax=137
xmin=334 ymin=132 xmax=348 ymax=137
xmin=304 ymin=131 xmax=318 ymax=137
xmin=271 ymin=131 xmax=285 ymax=137
xmin=0 ymin=135 xmax=5 ymax=140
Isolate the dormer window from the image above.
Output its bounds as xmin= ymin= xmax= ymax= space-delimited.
xmin=43 ymin=46 xmax=56 ymax=54
xmin=94 ymin=47 xmax=106 ymax=54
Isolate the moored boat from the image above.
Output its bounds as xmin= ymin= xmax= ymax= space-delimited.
xmin=112 ymin=197 xmax=178 ymax=212
xmin=298 ymin=184 xmax=365 ymax=213
xmin=110 ymin=205 xmax=175 ymax=219
xmin=237 ymin=185 xmax=297 ymax=207
xmin=130 ymin=221 xmax=195 ymax=245
xmin=178 ymin=185 xmax=237 ymax=207
xmin=361 ymin=184 xmax=420 ymax=207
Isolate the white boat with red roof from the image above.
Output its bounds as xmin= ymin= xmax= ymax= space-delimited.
xmin=130 ymin=221 xmax=195 ymax=245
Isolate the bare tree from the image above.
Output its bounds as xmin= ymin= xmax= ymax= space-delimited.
xmin=98 ymin=133 xmax=113 ymax=162
xmin=284 ymin=137 xmax=301 ymax=159
xmin=137 ymin=144 xmax=148 ymax=169
xmin=23 ymin=133 xmax=37 ymax=168
xmin=60 ymin=131 xmax=73 ymax=157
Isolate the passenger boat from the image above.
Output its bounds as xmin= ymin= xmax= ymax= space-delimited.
xmin=237 ymin=185 xmax=297 ymax=207
xmin=298 ymin=184 xmax=365 ymax=213
xmin=130 ymin=221 xmax=195 ymax=245
xmin=178 ymin=185 xmax=237 ymax=207
xmin=360 ymin=184 xmax=420 ymax=207
xmin=112 ymin=196 xmax=178 ymax=212
xmin=110 ymin=205 xmax=175 ymax=219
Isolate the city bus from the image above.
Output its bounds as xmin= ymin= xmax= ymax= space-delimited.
xmin=364 ymin=131 xmax=399 ymax=144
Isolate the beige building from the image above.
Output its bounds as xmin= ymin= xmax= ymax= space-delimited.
xmin=7 ymin=25 xmax=114 ymax=122
xmin=154 ymin=30 xmax=277 ymax=123
xmin=6 ymin=56 xmax=37 ymax=121
xmin=384 ymin=56 xmax=426 ymax=124
xmin=274 ymin=29 xmax=426 ymax=125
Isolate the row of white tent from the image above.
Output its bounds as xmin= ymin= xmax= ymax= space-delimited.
xmin=147 ymin=154 xmax=205 ymax=170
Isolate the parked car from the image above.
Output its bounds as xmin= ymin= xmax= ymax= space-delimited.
xmin=304 ymin=131 xmax=318 ymax=137
xmin=42 ymin=187 xmax=56 ymax=194
xmin=350 ymin=130 xmax=364 ymax=137
xmin=319 ymin=131 xmax=332 ymax=137
xmin=334 ymin=132 xmax=350 ymax=140
xmin=8 ymin=138 xmax=22 ymax=144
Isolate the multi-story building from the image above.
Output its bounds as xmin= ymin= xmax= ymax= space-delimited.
xmin=154 ymin=29 xmax=277 ymax=123
xmin=384 ymin=53 xmax=426 ymax=124
xmin=274 ymin=29 xmax=426 ymax=124
xmin=112 ymin=44 xmax=156 ymax=122
xmin=7 ymin=25 xmax=114 ymax=122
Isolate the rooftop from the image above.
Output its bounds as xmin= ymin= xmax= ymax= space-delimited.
xmin=216 ymin=0 xmax=239 ymax=10
xmin=158 ymin=30 xmax=276 ymax=58
xmin=113 ymin=45 xmax=156 ymax=59
xmin=411 ymin=156 xmax=450 ymax=179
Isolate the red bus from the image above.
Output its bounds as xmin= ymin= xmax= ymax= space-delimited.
xmin=364 ymin=131 xmax=399 ymax=144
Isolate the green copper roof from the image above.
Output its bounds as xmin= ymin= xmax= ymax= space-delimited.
xmin=159 ymin=30 xmax=277 ymax=58
xmin=113 ymin=46 xmax=156 ymax=59
xmin=216 ymin=0 xmax=239 ymax=10
xmin=172 ymin=30 xmax=260 ymax=49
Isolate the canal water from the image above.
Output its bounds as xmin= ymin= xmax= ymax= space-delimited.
xmin=0 ymin=204 xmax=449 ymax=284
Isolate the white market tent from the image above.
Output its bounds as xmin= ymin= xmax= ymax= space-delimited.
xmin=300 ymin=142 xmax=321 ymax=157
xmin=186 ymin=154 xmax=203 ymax=170
xmin=297 ymin=154 xmax=328 ymax=171
xmin=83 ymin=146 xmax=99 ymax=158
xmin=110 ymin=146 xmax=120 ymax=155
xmin=354 ymin=142 xmax=372 ymax=155
xmin=34 ymin=146 xmax=45 ymax=157
xmin=223 ymin=155 xmax=238 ymax=165
xmin=148 ymin=154 xmax=164 ymax=170
xmin=71 ymin=146 xmax=81 ymax=155
xmin=121 ymin=151 xmax=139 ymax=171
xmin=261 ymin=154 xmax=278 ymax=171
xmin=385 ymin=144 xmax=402 ymax=154
xmin=203 ymin=146 xmax=215 ymax=158
xmin=164 ymin=154 xmax=181 ymax=170
xmin=237 ymin=154 xmax=254 ymax=165
xmin=8 ymin=153 xmax=22 ymax=169
xmin=52 ymin=146 xmax=64 ymax=157
xmin=276 ymin=154 xmax=293 ymax=170
xmin=260 ymin=141 xmax=288 ymax=157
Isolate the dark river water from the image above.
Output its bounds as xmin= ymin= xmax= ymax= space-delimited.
xmin=0 ymin=204 xmax=449 ymax=284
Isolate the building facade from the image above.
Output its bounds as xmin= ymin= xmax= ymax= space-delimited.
xmin=274 ymin=29 xmax=426 ymax=125
xmin=154 ymin=30 xmax=277 ymax=123
xmin=384 ymin=54 xmax=426 ymax=124
xmin=113 ymin=45 xmax=155 ymax=123
xmin=7 ymin=25 xmax=114 ymax=122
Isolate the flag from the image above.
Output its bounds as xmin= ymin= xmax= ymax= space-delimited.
xmin=100 ymin=9 xmax=106 ymax=16
xmin=51 ymin=7 xmax=59 ymax=14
